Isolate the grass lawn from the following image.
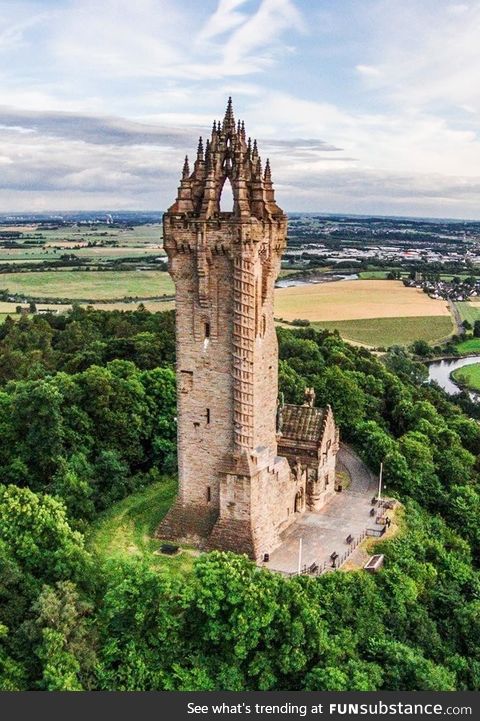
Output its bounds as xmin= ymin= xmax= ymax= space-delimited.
xmin=312 ymin=315 xmax=454 ymax=347
xmin=451 ymin=363 xmax=480 ymax=392
xmin=455 ymin=337 xmax=480 ymax=354
xmin=0 ymin=269 xmax=174 ymax=300
xmin=87 ymin=478 xmax=196 ymax=575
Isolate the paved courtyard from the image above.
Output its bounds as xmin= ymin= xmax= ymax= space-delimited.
xmin=266 ymin=444 xmax=384 ymax=574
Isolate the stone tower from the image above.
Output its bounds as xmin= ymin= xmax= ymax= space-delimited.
xmin=157 ymin=98 xmax=294 ymax=559
xmin=157 ymin=99 xmax=339 ymax=561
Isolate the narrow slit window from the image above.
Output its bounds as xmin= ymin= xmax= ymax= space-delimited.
xmin=207 ymin=486 xmax=211 ymax=503
xmin=205 ymin=322 xmax=210 ymax=339
xmin=206 ymin=408 xmax=210 ymax=424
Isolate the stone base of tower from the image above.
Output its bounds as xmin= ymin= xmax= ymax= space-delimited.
xmin=206 ymin=518 xmax=256 ymax=558
xmin=155 ymin=500 xmax=218 ymax=546
xmin=205 ymin=452 xmax=302 ymax=562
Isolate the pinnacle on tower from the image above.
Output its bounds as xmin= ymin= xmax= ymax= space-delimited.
xmin=197 ymin=136 xmax=204 ymax=160
xmin=205 ymin=138 xmax=211 ymax=170
xmin=182 ymin=155 xmax=190 ymax=179
xmin=223 ymin=96 xmax=235 ymax=131
xmin=264 ymin=158 xmax=271 ymax=181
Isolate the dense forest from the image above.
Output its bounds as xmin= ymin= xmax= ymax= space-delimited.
xmin=1 ymin=308 xmax=480 ymax=691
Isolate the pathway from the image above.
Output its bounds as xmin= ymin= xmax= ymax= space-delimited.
xmin=448 ymin=299 xmax=463 ymax=336
xmin=267 ymin=444 xmax=382 ymax=575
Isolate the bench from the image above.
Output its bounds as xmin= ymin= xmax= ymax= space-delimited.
xmin=346 ymin=534 xmax=353 ymax=544
xmin=330 ymin=551 xmax=338 ymax=561
xmin=309 ymin=562 xmax=318 ymax=574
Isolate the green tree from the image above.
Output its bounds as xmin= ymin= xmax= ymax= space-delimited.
xmin=34 ymin=581 xmax=96 ymax=691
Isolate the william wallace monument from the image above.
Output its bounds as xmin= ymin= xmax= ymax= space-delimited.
xmin=157 ymin=99 xmax=339 ymax=562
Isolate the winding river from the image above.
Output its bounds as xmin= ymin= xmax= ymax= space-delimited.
xmin=427 ymin=356 xmax=480 ymax=399
xmin=275 ymin=273 xmax=358 ymax=288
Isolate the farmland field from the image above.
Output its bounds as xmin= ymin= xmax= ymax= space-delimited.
xmin=0 ymin=223 xmax=164 ymax=262
xmin=451 ymin=363 xmax=480 ymax=392
xmin=455 ymin=301 xmax=480 ymax=326
xmin=274 ymin=280 xmax=450 ymax=322
xmin=0 ymin=300 xmax=175 ymax=321
xmin=0 ymin=269 xmax=174 ymax=300
xmin=358 ymin=270 xmax=390 ymax=280
xmin=312 ymin=316 xmax=454 ymax=348
xmin=454 ymin=338 xmax=480 ymax=354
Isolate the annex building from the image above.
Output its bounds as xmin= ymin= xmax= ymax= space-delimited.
xmin=157 ymin=99 xmax=339 ymax=562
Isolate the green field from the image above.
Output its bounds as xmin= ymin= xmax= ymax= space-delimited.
xmin=0 ymin=269 xmax=174 ymax=300
xmin=358 ymin=270 xmax=390 ymax=280
xmin=0 ymin=223 xmax=164 ymax=262
xmin=451 ymin=363 xmax=480 ymax=392
xmin=312 ymin=315 xmax=454 ymax=347
xmin=455 ymin=302 xmax=480 ymax=325
xmin=454 ymin=337 xmax=480 ymax=354
xmin=87 ymin=478 xmax=195 ymax=575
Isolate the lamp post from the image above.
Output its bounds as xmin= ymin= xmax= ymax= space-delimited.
xmin=378 ymin=462 xmax=383 ymax=502
xmin=297 ymin=537 xmax=303 ymax=575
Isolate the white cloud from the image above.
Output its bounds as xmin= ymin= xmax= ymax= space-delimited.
xmin=356 ymin=0 xmax=480 ymax=115
xmin=356 ymin=64 xmax=382 ymax=78
xmin=197 ymin=0 xmax=249 ymax=43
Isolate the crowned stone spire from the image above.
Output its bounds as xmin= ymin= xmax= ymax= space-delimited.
xmin=168 ymin=98 xmax=284 ymax=220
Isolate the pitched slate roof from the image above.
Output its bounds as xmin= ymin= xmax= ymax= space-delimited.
xmin=281 ymin=404 xmax=326 ymax=443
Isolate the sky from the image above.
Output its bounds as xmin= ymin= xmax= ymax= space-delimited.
xmin=1 ymin=0 xmax=480 ymax=217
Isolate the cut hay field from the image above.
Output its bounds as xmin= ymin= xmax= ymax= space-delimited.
xmin=312 ymin=316 xmax=454 ymax=348
xmin=274 ymin=280 xmax=450 ymax=322
xmin=0 ymin=269 xmax=174 ymax=300
xmin=274 ymin=279 xmax=453 ymax=347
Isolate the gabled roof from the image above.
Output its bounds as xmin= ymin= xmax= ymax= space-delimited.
xmin=280 ymin=404 xmax=326 ymax=443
